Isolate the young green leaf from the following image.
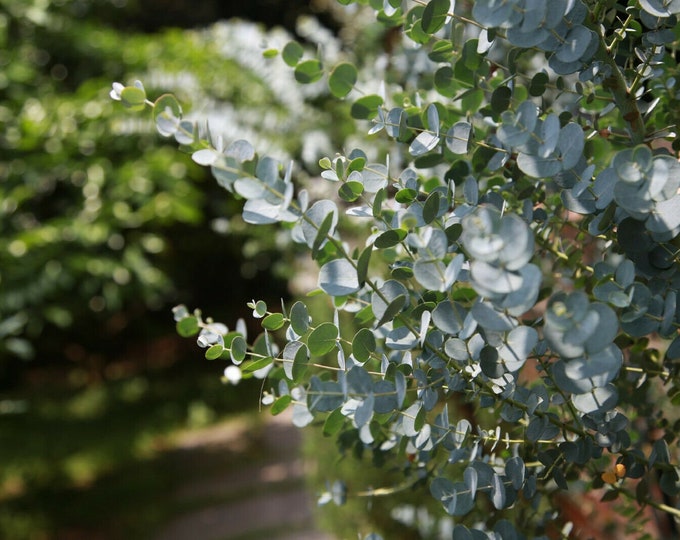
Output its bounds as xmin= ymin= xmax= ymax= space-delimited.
xmin=282 ymin=40 xmax=304 ymax=66
xmin=328 ymin=62 xmax=358 ymax=98
xmin=308 ymin=322 xmax=339 ymax=356
xmin=295 ymin=59 xmax=323 ymax=84
xmin=271 ymin=395 xmax=292 ymax=415
xmin=176 ymin=316 xmax=200 ymax=337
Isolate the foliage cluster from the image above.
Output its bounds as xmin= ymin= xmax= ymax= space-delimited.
xmin=0 ymin=0 xmax=352 ymax=372
xmin=115 ymin=0 xmax=680 ymax=538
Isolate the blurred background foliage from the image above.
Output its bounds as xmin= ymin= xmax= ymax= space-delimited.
xmin=0 ymin=0 xmax=389 ymax=537
xmin=0 ymin=0 xmax=352 ymax=377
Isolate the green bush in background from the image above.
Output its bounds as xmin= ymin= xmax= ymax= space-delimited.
xmin=0 ymin=1 xmax=366 ymax=537
xmin=0 ymin=0 xmax=358 ymax=377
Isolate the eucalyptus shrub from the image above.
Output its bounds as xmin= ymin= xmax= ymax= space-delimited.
xmin=114 ymin=0 xmax=680 ymax=537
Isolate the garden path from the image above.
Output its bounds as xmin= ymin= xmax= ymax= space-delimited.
xmin=152 ymin=411 xmax=334 ymax=540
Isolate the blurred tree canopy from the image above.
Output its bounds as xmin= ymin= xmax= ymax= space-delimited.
xmin=0 ymin=0 xmax=354 ymax=385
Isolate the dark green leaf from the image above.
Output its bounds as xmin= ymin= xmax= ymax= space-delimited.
xmin=491 ymin=86 xmax=512 ymax=114
xmin=377 ymin=294 xmax=407 ymax=327
xmin=176 ymin=316 xmax=199 ymax=337
xmin=205 ymin=344 xmax=224 ymax=360
xmin=312 ymin=212 xmax=336 ymax=258
xmin=480 ymin=345 xmax=504 ymax=378
xmin=395 ymin=188 xmax=418 ymax=203
xmin=230 ymin=335 xmax=247 ymax=364
xmin=422 ymin=0 xmax=450 ymax=34
xmin=290 ymin=301 xmax=310 ymax=336
xmin=373 ymin=188 xmax=386 ymax=217
xmin=460 ymin=88 xmax=484 ymax=111
xmin=374 ymin=229 xmax=407 ymax=248
xmin=328 ymin=62 xmax=358 ymax=98
xmin=423 ymin=191 xmax=441 ymax=224
xmin=262 ymin=313 xmax=285 ymax=331
xmin=352 ymin=327 xmax=377 ymax=362
xmin=271 ymin=395 xmax=292 ymax=415
xmin=292 ymin=342 xmax=309 ymax=382
xmin=242 ymin=356 xmax=274 ymax=373
xmin=351 ymin=95 xmax=384 ymax=120
xmin=505 ymin=456 xmax=525 ymax=490
xmin=252 ymin=300 xmax=268 ymax=318
xmin=282 ymin=40 xmax=304 ymax=66
xmin=434 ymin=66 xmax=456 ymax=97
xmin=308 ymin=322 xmax=339 ymax=356
xmin=323 ymin=407 xmax=346 ymax=436
xmin=601 ymin=489 xmax=620 ymax=502
xmin=445 ymin=223 xmax=463 ymax=243
xmin=529 ymin=72 xmax=549 ymax=97
xmin=348 ymin=156 xmax=366 ymax=172
xmin=429 ymin=40 xmax=454 ymax=62
xmin=357 ymin=245 xmax=372 ymax=287
xmin=295 ymin=59 xmax=323 ymax=84
xmin=338 ymin=181 xmax=364 ymax=202
xmin=392 ymin=266 xmax=414 ymax=279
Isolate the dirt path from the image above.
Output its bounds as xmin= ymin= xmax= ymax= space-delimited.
xmin=153 ymin=411 xmax=334 ymax=540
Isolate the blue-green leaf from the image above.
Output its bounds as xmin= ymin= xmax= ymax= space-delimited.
xmin=319 ymin=259 xmax=360 ymax=296
xmin=309 ymin=376 xmax=344 ymax=412
xmin=491 ymin=473 xmax=507 ymax=509
xmin=571 ymin=384 xmax=618 ymax=414
xmin=555 ymin=25 xmax=594 ymax=63
xmin=386 ymin=107 xmax=405 ymax=138
xmin=505 ymin=456 xmax=525 ymax=490
xmin=301 ymin=200 xmax=338 ymax=249
xmin=497 ymin=100 xmax=538 ymax=148
xmin=552 ymin=344 xmax=622 ymax=394
xmin=414 ymin=259 xmax=448 ymax=291
xmin=432 ymin=300 xmax=467 ymax=335
xmin=498 ymin=326 xmax=538 ymax=371
xmin=472 ymin=0 xmax=520 ymax=27
xmin=230 ymin=335 xmax=247 ymax=364
xmin=410 ymin=131 xmax=440 ymax=156
xmin=354 ymin=393 xmax=374 ymax=427
xmin=640 ymin=0 xmax=680 ymax=16
xmin=558 ymin=123 xmax=586 ymax=170
xmin=347 ymin=365 xmax=373 ymax=395
xmin=446 ymin=122 xmax=472 ymax=154
xmin=464 ymin=466 xmax=478 ymax=500
xmin=153 ymin=94 xmax=181 ymax=136
xmin=402 ymin=401 xmax=423 ymax=437
xmin=371 ymin=280 xmax=408 ymax=323
xmin=471 ymin=300 xmax=516 ymax=331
